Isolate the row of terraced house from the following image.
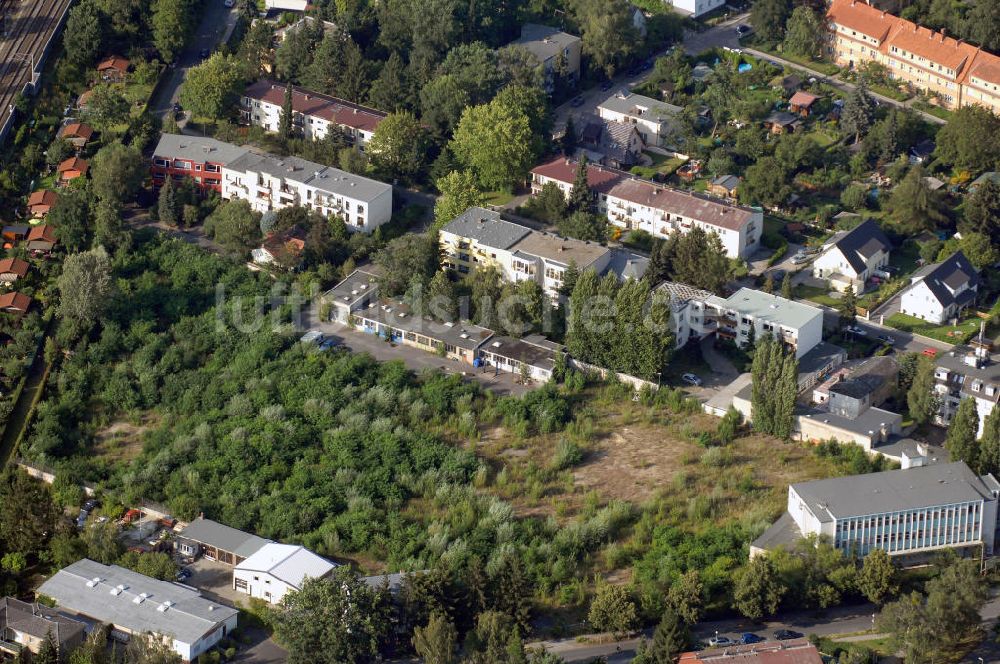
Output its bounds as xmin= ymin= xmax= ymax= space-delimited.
xmin=827 ymin=0 xmax=1000 ymax=111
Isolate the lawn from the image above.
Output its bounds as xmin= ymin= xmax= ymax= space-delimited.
xmin=483 ymin=190 xmax=514 ymax=207
xmin=806 ymin=127 xmax=839 ymax=148
xmin=747 ymin=44 xmax=842 ymax=76
xmin=869 ymin=82 xmax=911 ymax=102
xmin=890 ymin=240 xmax=922 ymax=274
xmin=912 ymin=100 xmax=954 ymax=121
xmin=885 ymin=312 xmax=982 ymax=344
xmin=629 ymin=152 xmax=685 ymax=180
xmin=794 ymin=284 xmax=840 ymax=308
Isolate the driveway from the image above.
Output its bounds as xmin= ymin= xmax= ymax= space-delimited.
xmin=186 ymin=557 xmax=243 ymax=606
xmin=148 ymin=1 xmax=239 ymax=120
xmin=316 ymin=322 xmax=535 ymax=397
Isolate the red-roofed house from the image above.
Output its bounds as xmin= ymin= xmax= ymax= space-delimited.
xmin=27 ymin=190 xmax=58 ymax=217
xmin=59 ymin=122 xmax=95 ymax=148
xmin=529 ymin=157 xmax=762 ymax=259
xmin=0 ymin=292 xmax=33 ymax=314
xmin=826 ymin=0 xmax=1000 ymax=110
xmin=0 ymin=258 xmax=29 ymax=283
xmin=788 ymin=91 xmax=820 ymax=115
xmin=27 ymin=224 xmax=58 ymax=252
xmin=96 ymin=56 xmax=130 ymax=82
xmin=241 ymin=80 xmax=387 ymax=148
xmin=252 ymin=226 xmax=308 ymax=269
xmin=678 ymin=639 xmax=822 ymax=664
xmin=57 ymin=157 xmax=89 ymax=182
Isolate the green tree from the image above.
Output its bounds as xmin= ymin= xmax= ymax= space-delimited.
xmin=178 ymin=53 xmax=245 ymax=120
xmin=279 ymin=83 xmax=294 ymax=139
xmin=90 ymin=142 xmax=144 ymax=205
xmin=907 ymin=356 xmax=939 ymax=425
xmin=450 ymin=99 xmax=536 ymax=191
xmin=375 ymin=234 xmax=439 ymax=296
xmin=524 ymin=182 xmax=567 ymax=223
xmin=427 ymin=270 xmax=458 ymax=321
xmin=781 ymin=273 xmax=792 ymax=299
xmin=205 ymin=194 xmax=262 ymax=258
xmin=62 ymin=1 xmax=103 ymax=72
xmin=433 ymin=171 xmax=485 ymax=231
xmin=151 ymin=0 xmax=192 ymax=63
xmin=419 ymin=75 xmax=470 ymax=138
xmin=587 ymin=583 xmax=638 ymax=639
xmin=273 ymin=569 xmax=392 ymax=664
xmin=557 ymin=211 xmax=605 ymax=242
xmin=783 ymin=7 xmax=823 ymax=58
xmin=633 ymin=607 xmax=688 ymax=664
xmin=436 ymin=42 xmax=504 ymax=106
xmin=368 ymin=52 xmax=411 ymax=112
xmin=740 ymin=156 xmax=792 ymax=208
xmin=0 ymin=469 xmax=59 ymax=557
xmin=570 ymin=0 xmax=639 ymax=77
xmin=367 ymin=111 xmax=430 ymax=181
xmin=839 ymin=284 xmax=857 ymax=327
xmin=666 ymin=570 xmax=703 ymax=625
xmin=883 ymin=166 xmax=948 ymax=234
xmin=841 ymin=183 xmax=868 ymax=211
xmin=81 ymin=521 xmax=123 ymax=565
xmin=35 ymin=632 xmax=58 ymax=664
xmin=841 ymin=82 xmax=877 ymax=144
xmin=858 ymin=548 xmax=898 ymax=606
xmin=751 ymin=0 xmax=791 ymax=41
xmin=84 ymin=84 xmax=130 ymax=131
xmin=963 ymin=0 xmax=1000 ymax=52
xmin=568 ymin=156 xmax=591 ymax=212
xmin=733 ymin=555 xmax=786 ymax=621
xmin=934 ymin=104 xmax=1000 ymax=173
xmin=963 ymin=179 xmax=1000 ymax=236
xmin=158 ymin=177 xmax=179 ymax=227
xmin=751 ymin=335 xmax=798 ymax=438
xmin=947 ymin=397 xmax=980 ymax=467
xmin=412 ymin=613 xmax=457 ymax=664
xmin=979 ymin=406 xmax=1000 ymax=476
xmin=57 ymin=247 xmax=113 ymax=334
xmin=763 ymin=273 xmax=774 ymax=294
xmin=49 ymin=190 xmax=91 ymax=251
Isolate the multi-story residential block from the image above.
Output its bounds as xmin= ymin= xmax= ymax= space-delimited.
xmin=241 ymin=80 xmax=387 ymax=148
xmin=752 ymin=462 xmax=1000 ymax=559
xmin=530 ymin=158 xmax=762 ymax=259
xmin=511 ymin=24 xmax=581 ymax=92
xmin=827 ymin=0 xmax=1000 ymax=111
xmin=439 ymin=207 xmax=646 ymax=300
xmin=597 ymin=90 xmax=683 ymax=148
xmin=811 ymin=219 xmax=891 ymax=293
xmin=932 ymin=342 xmax=1000 ymax=436
xmin=37 ymin=559 xmax=239 ymax=663
xmin=150 ymin=135 xmax=250 ymax=194
xmin=898 ymin=250 xmax=978 ymax=324
xmin=656 ymin=283 xmax=824 ymax=357
xmin=220 ymin=151 xmax=392 ymax=232
xmin=666 ymin=0 xmax=726 ymax=18
xmin=151 ymin=135 xmax=393 ymax=232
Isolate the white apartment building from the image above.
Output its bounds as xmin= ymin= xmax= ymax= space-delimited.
xmin=440 ymin=207 xmax=646 ymax=300
xmin=241 ymin=80 xmax=386 ymax=148
xmin=233 ymin=543 xmax=337 ymax=606
xmin=530 ymin=158 xmax=762 ymax=259
xmin=597 ymin=91 xmax=683 ymax=148
xmin=667 ymin=0 xmax=726 ymax=18
xmin=221 ymin=151 xmax=392 ymax=232
xmin=932 ymin=343 xmax=1000 ymax=437
xmin=782 ymin=462 xmax=1000 ymax=558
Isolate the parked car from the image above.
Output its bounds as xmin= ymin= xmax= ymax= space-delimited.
xmin=845 ymin=325 xmax=867 ymax=336
xmin=83 ymin=498 xmax=99 ymax=511
xmin=76 ymin=510 xmax=88 ymax=529
xmin=735 ymin=24 xmax=752 ymax=36
xmin=876 ymin=334 xmax=896 ymax=345
xmin=300 ymin=330 xmax=325 ymax=345
xmin=570 ymin=96 xmax=585 ymax=107
xmin=922 ymin=347 xmax=938 ymax=357
xmin=707 ymin=636 xmax=734 ymax=647
xmin=741 ymin=633 xmax=765 ymax=644
xmin=601 ymin=80 xmax=614 ymax=91
xmin=768 ymin=269 xmax=787 ymax=283
xmin=319 ymin=338 xmax=340 ymax=351
xmin=224 ymin=0 xmax=235 ymax=6
xmin=790 ymin=252 xmax=810 ymax=264
xmin=176 ymin=567 xmax=193 ymax=581
xmin=773 ymin=629 xmax=803 ymax=640
xmin=682 ymin=373 xmax=703 ymax=386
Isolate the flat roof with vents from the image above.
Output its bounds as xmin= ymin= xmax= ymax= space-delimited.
xmin=37 ymin=559 xmax=238 ymax=648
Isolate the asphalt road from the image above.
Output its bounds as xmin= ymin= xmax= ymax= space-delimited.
xmin=148 ymin=0 xmax=238 ymax=120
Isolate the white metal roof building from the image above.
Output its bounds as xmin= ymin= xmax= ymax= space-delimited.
xmin=36 ymin=560 xmax=238 ymax=663
xmin=233 ymin=544 xmax=337 ymax=605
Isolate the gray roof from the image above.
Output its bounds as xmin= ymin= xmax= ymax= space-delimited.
xmin=656 ymin=281 xmax=715 ymax=312
xmin=178 ymin=517 xmax=270 ymax=559
xmin=709 ymin=288 xmax=823 ymax=330
xmin=798 ymin=403 xmax=901 ymax=436
xmin=910 ymin=251 xmax=979 ymax=308
xmin=933 ymin=347 xmax=1000 ymax=403
xmin=0 ymin=597 xmax=86 ymax=644
xmin=598 ymin=91 xmax=682 ymax=123
xmin=37 ymin=560 xmax=238 ymax=647
xmin=355 ymin=299 xmax=495 ymax=351
xmin=440 ymin=207 xmax=532 ymax=250
xmin=225 ymin=151 xmax=391 ymax=203
xmin=606 ymin=248 xmax=648 ymax=281
xmin=751 ymin=511 xmax=803 ymax=552
xmin=361 ymin=572 xmax=409 ymax=595
xmin=513 ymin=24 xmax=580 ymax=63
xmin=325 ymin=266 xmax=382 ymax=308
xmin=152 ymin=134 xmax=248 ymax=165
xmin=791 ymin=462 xmax=998 ymax=522
xmin=823 ymin=219 xmax=891 ymax=275
xmin=711 ymin=174 xmax=740 ymax=191
xmin=482 ymin=335 xmax=564 ymax=370
xmin=510 ymin=231 xmax=610 ymax=269
xmin=798 ymin=342 xmax=847 ymax=375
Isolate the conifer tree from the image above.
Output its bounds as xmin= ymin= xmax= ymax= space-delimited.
xmin=948 ymin=397 xmax=980 ymax=468
xmin=979 ymin=407 xmax=1000 ymax=476
xmin=907 ymin=356 xmax=939 ymax=425
xmin=157 ymin=177 xmax=178 ymax=227
xmin=568 ymin=155 xmax=591 ymax=212
xmin=839 ymin=284 xmax=857 ymax=328
xmin=561 ymin=115 xmax=577 ymax=154
xmin=279 ymin=82 xmax=294 ymax=139
xmin=781 ymin=273 xmax=792 ymax=299
xmin=566 ymin=268 xmax=601 ymax=362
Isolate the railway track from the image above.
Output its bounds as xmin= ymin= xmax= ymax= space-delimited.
xmin=0 ymin=0 xmax=72 ymax=141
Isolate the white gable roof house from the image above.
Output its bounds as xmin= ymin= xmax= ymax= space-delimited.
xmin=233 ymin=543 xmax=337 ymax=605
xmin=811 ymin=219 xmax=891 ymax=293
xmin=899 ymin=251 xmax=979 ymax=325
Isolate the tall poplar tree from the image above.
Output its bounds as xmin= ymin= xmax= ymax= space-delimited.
xmin=566 ymin=268 xmax=601 ymax=362
xmin=907 ymin=356 xmax=939 ymax=425
xmin=279 ymin=83 xmax=294 ymax=139
xmin=979 ymin=407 xmax=1000 ymax=476
xmin=947 ymin=397 xmax=980 ymax=467
xmin=568 ymin=155 xmax=591 ymax=212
